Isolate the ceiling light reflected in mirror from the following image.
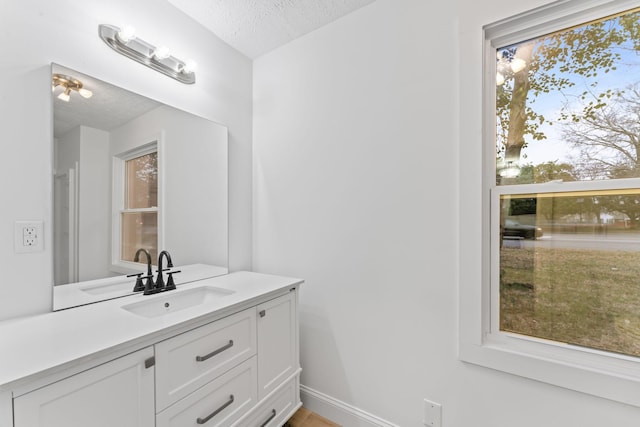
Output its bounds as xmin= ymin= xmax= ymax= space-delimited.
xmin=52 ymin=74 xmax=93 ymax=102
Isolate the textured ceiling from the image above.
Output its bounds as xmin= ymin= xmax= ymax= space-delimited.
xmin=167 ymin=0 xmax=377 ymax=58
xmin=53 ymin=64 xmax=160 ymax=138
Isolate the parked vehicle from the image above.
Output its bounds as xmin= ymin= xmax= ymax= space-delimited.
xmin=503 ymin=219 xmax=543 ymax=239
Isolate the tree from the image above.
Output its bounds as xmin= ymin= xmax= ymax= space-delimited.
xmin=562 ymin=84 xmax=640 ymax=228
xmin=563 ymin=84 xmax=640 ymax=179
xmin=533 ymin=161 xmax=577 ymax=183
xmin=496 ymin=11 xmax=639 ymax=176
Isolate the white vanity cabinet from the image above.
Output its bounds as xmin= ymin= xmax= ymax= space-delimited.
xmin=13 ymin=347 xmax=155 ymax=427
xmin=5 ymin=274 xmax=302 ymax=427
xmin=155 ymin=290 xmax=301 ymax=427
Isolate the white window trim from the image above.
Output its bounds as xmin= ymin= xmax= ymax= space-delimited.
xmin=110 ymin=134 xmax=165 ymax=275
xmin=459 ymin=0 xmax=640 ymax=407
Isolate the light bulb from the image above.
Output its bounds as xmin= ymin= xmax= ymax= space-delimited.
xmin=117 ymin=25 xmax=136 ymax=43
xmin=153 ymin=46 xmax=171 ymax=60
xmin=510 ymin=58 xmax=526 ymax=73
xmin=58 ymin=89 xmax=71 ymax=102
xmin=78 ymin=88 xmax=93 ymax=99
xmin=496 ymin=72 xmax=505 ymax=86
xmin=182 ymin=60 xmax=197 ymax=74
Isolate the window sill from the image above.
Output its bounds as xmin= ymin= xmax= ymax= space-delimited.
xmin=459 ymin=335 xmax=640 ymax=407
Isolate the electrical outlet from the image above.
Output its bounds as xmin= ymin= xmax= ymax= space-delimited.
xmin=24 ymin=226 xmax=37 ymax=236
xmin=14 ymin=221 xmax=44 ymax=253
xmin=423 ymin=399 xmax=442 ymax=427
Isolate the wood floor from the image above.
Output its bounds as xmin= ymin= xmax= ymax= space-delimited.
xmin=285 ymin=407 xmax=341 ymax=427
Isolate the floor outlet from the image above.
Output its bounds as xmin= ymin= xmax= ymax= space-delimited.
xmin=15 ymin=221 xmax=44 ymax=253
xmin=423 ymin=398 xmax=442 ymax=427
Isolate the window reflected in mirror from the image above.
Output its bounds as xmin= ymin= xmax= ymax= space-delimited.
xmin=121 ymin=151 xmax=158 ymax=263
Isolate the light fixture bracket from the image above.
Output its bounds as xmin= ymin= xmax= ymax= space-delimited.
xmin=98 ymin=24 xmax=196 ymax=85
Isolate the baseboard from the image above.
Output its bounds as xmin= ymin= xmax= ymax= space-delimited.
xmin=300 ymin=384 xmax=399 ymax=427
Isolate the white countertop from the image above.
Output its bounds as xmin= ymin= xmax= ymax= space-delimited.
xmin=0 ymin=271 xmax=302 ymax=393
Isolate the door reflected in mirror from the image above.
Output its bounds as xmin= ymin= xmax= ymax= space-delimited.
xmin=52 ymin=63 xmax=228 ymax=310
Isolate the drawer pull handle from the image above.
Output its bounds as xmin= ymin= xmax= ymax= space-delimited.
xmin=259 ymin=409 xmax=277 ymax=427
xmin=259 ymin=310 xmax=266 ymax=318
xmin=144 ymin=356 xmax=155 ymax=369
xmin=196 ymin=394 xmax=234 ymax=424
xmin=196 ymin=340 xmax=234 ymax=362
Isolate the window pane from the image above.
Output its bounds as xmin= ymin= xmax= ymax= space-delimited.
xmin=499 ymin=191 xmax=640 ymax=357
xmin=125 ymin=152 xmax=158 ymax=209
xmin=495 ymin=8 xmax=640 ymax=185
xmin=121 ymin=212 xmax=158 ymax=263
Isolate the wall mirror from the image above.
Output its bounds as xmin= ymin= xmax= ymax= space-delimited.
xmin=52 ymin=63 xmax=228 ymax=310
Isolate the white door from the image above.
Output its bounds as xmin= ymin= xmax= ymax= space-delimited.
xmin=14 ymin=347 xmax=155 ymax=427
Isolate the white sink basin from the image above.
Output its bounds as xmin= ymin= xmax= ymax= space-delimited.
xmin=121 ymin=286 xmax=235 ymax=318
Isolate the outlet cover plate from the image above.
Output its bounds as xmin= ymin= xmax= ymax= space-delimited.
xmin=423 ymin=398 xmax=442 ymax=427
xmin=14 ymin=221 xmax=44 ymax=253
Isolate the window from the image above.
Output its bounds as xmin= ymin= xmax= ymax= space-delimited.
xmin=122 ymin=151 xmax=158 ymax=262
xmin=460 ymin=0 xmax=640 ymax=407
xmin=112 ymin=142 xmax=160 ymax=271
xmin=494 ymin=4 xmax=640 ymax=357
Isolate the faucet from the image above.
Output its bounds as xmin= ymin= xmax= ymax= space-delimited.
xmin=127 ymin=248 xmax=154 ymax=292
xmin=156 ymin=250 xmax=178 ymax=291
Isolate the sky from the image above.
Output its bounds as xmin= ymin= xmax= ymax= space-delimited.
xmin=498 ymin=12 xmax=640 ymax=168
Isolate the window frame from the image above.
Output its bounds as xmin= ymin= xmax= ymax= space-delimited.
xmin=459 ymin=0 xmax=640 ymax=407
xmin=110 ymin=137 xmax=164 ymax=274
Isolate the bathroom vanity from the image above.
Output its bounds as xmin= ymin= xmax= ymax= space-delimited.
xmin=0 ymin=271 xmax=302 ymax=427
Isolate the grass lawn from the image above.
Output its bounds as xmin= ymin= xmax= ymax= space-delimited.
xmin=500 ymin=246 xmax=640 ymax=357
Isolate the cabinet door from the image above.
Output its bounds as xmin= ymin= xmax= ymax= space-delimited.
xmin=257 ymin=291 xmax=297 ymax=400
xmin=14 ymin=347 xmax=155 ymax=427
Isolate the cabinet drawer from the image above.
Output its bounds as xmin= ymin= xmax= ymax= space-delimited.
xmin=157 ymin=357 xmax=258 ymax=427
xmin=232 ymin=376 xmax=300 ymax=427
xmin=156 ymin=308 xmax=257 ymax=410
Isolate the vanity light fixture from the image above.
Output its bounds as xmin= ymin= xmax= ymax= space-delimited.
xmin=98 ymin=24 xmax=196 ymax=85
xmin=52 ymin=74 xmax=93 ymax=102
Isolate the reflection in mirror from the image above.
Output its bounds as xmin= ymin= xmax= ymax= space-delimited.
xmin=52 ymin=63 xmax=228 ymax=310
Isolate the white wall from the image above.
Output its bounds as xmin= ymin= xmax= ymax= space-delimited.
xmin=55 ymin=129 xmax=81 ymax=173
xmin=253 ymin=0 xmax=640 ymax=426
xmin=0 ymin=0 xmax=252 ymax=320
xmin=78 ymin=126 xmax=110 ymax=281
